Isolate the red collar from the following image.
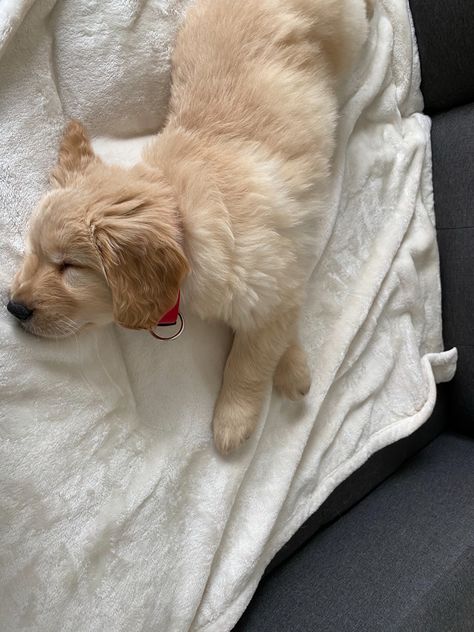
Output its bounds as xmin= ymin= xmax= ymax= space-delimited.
xmin=150 ymin=291 xmax=184 ymax=341
xmin=158 ymin=290 xmax=181 ymax=326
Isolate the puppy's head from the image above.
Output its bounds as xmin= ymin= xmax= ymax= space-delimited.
xmin=8 ymin=121 xmax=189 ymax=338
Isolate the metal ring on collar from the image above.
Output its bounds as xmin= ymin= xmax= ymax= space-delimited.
xmin=149 ymin=313 xmax=185 ymax=341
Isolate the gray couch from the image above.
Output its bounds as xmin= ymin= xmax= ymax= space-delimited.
xmin=235 ymin=1 xmax=474 ymax=629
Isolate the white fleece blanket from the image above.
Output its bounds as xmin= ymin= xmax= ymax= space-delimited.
xmin=0 ymin=1 xmax=457 ymax=631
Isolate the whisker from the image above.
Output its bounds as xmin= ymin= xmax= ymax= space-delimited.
xmin=27 ymin=314 xmax=81 ymax=338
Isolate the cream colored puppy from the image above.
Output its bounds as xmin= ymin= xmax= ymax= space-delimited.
xmin=8 ymin=0 xmax=372 ymax=453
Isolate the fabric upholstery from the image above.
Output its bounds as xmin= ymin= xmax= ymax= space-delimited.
xmin=235 ymin=433 xmax=474 ymax=632
xmin=399 ymin=550 xmax=474 ymax=632
xmin=267 ymin=386 xmax=448 ymax=573
xmin=409 ymin=0 xmax=474 ymax=113
xmin=431 ymin=104 xmax=474 ymax=436
xmin=431 ymin=104 xmax=474 ymax=230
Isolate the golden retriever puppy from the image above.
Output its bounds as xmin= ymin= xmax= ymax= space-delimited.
xmin=8 ymin=0 xmax=371 ymax=453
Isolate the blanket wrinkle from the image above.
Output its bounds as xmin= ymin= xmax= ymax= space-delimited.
xmin=0 ymin=0 xmax=36 ymax=61
xmin=0 ymin=1 xmax=457 ymax=631
xmin=187 ymin=392 xmax=273 ymax=629
xmin=46 ymin=5 xmax=65 ymax=120
xmin=101 ymin=329 xmax=140 ymax=414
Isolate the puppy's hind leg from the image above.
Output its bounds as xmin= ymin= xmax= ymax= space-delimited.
xmin=273 ymin=338 xmax=311 ymax=401
xmin=213 ymin=309 xmax=298 ymax=455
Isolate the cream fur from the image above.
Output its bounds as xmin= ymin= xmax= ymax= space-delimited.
xmin=9 ymin=0 xmax=371 ymax=453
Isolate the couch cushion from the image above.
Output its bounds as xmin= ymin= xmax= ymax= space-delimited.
xmin=409 ymin=0 xmax=474 ymax=113
xmin=235 ymin=432 xmax=474 ymax=632
xmin=431 ymin=104 xmax=474 ymax=436
xmin=431 ymin=103 xmax=474 ymax=229
xmin=266 ymin=392 xmax=447 ymax=573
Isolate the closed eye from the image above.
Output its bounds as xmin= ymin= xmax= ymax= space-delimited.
xmin=58 ymin=261 xmax=76 ymax=273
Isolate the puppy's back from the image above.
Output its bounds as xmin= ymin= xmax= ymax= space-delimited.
xmin=168 ymin=0 xmax=369 ymax=181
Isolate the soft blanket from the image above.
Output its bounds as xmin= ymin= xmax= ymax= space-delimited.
xmin=0 ymin=1 xmax=456 ymax=631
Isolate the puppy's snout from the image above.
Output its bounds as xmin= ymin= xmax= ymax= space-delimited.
xmin=7 ymin=300 xmax=34 ymax=321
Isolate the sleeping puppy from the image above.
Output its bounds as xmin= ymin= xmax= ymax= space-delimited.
xmin=8 ymin=0 xmax=371 ymax=454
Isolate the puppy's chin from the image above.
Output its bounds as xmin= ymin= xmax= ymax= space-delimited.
xmin=20 ymin=311 xmax=115 ymax=338
xmin=19 ymin=318 xmax=84 ymax=339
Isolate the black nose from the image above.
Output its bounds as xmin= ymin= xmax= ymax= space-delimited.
xmin=7 ymin=300 xmax=34 ymax=321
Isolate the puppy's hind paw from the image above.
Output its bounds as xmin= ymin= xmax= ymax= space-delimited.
xmin=274 ymin=343 xmax=311 ymax=401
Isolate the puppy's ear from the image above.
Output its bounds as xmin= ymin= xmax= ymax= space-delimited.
xmin=51 ymin=120 xmax=97 ymax=187
xmin=89 ymin=200 xmax=189 ymax=330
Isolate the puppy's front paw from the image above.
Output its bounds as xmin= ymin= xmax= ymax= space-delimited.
xmin=212 ymin=396 xmax=260 ymax=455
xmin=274 ymin=344 xmax=311 ymax=401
